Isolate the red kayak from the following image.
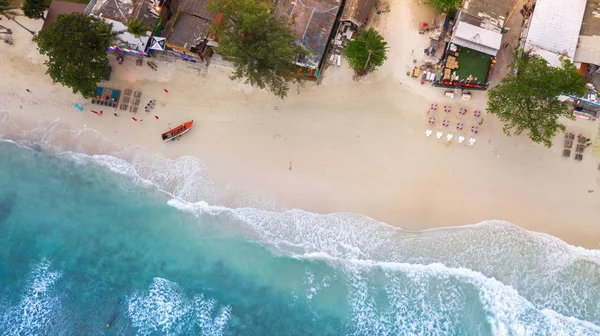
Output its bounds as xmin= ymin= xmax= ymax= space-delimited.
xmin=162 ymin=120 xmax=193 ymax=142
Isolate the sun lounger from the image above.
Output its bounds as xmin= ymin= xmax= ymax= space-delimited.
xmin=564 ymin=140 xmax=573 ymax=148
xmin=426 ymin=129 xmax=433 ymax=137
xmin=575 ymin=153 xmax=583 ymax=161
xmin=436 ymin=132 xmax=443 ymax=139
xmin=563 ymin=149 xmax=571 ymax=157
xmin=576 ymin=144 xmax=585 ymax=153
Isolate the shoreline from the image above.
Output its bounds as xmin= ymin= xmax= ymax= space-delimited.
xmin=1 ymin=1 xmax=600 ymax=249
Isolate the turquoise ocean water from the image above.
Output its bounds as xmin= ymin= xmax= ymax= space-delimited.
xmin=1 ymin=118 xmax=600 ymax=335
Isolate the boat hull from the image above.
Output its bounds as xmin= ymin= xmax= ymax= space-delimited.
xmin=162 ymin=120 xmax=193 ymax=142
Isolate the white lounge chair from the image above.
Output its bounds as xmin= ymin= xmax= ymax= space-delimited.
xmin=446 ymin=134 xmax=454 ymax=142
xmin=426 ymin=129 xmax=433 ymax=137
xmin=469 ymin=137 xmax=476 ymax=146
xmin=436 ymin=131 xmax=443 ymax=139
xmin=458 ymin=136 xmax=465 ymax=144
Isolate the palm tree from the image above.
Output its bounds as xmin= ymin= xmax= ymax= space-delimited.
xmin=0 ymin=0 xmax=35 ymax=35
xmin=126 ymin=17 xmax=152 ymax=38
xmin=344 ymin=27 xmax=388 ymax=76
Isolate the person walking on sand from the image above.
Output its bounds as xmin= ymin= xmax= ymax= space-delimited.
xmin=26 ymin=89 xmax=31 ymax=93
xmin=114 ymin=113 xmax=118 ymax=117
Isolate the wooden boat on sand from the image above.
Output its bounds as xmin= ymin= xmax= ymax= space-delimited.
xmin=162 ymin=120 xmax=193 ymax=142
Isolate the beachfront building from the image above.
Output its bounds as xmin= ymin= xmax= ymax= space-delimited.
xmin=275 ymin=0 xmax=343 ymax=79
xmin=521 ymin=0 xmax=587 ymax=67
xmin=87 ymin=0 xmax=162 ymax=56
xmin=42 ymin=1 xmax=87 ymax=30
xmin=436 ymin=0 xmax=514 ymax=90
xmin=158 ymin=0 xmax=216 ymax=63
xmin=572 ymin=0 xmax=600 ymax=120
xmin=339 ymin=0 xmax=375 ymax=28
xmin=520 ymin=0 xmax=597 ymax=119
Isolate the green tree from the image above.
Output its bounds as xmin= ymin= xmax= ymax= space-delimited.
xmin=34 ymin=13 xmax=113 ymax=98
xmin=126 ymin=17 xmax=152 ymax=37
xmin=487 ymin=51 xmax=586 ymax=147
xmin=344 ymin=27 xmax=387 ymax=76
xmin=425 ymin=0 xmax=462 ymax=15
xmin=208 ymin=0 xmax=302 ymax=99
xmin=22 ymin=0 xmax=48 ymax=20
xmin=0 ymin=0 xmax=35 ymax=34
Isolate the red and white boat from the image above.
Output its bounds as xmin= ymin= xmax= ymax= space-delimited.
xmin=162 ymin=120 xmax=193 ymax=142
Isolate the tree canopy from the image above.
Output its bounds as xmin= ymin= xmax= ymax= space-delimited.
xmin=344 ymin=27 xmax=387 ymax=76
xmin=487 ymin=51 xmax=586 ymax=147
xmin=425 ymin=0 xmax=462 ymax=15
xmin=34 ymin=13 xmax=114 ymax=98
xmin=208 ymin=0 xmax=302 ymax=99
xmin=21 ymin=0 xmax=48 ymax=20
xmin=126 ymin=17 xmax=152 ymax=37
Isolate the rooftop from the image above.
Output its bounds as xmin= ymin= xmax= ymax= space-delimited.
xmin=340 ymin=0 xmax=375 ymax=27
xmin=165 ymin=11 xmax=211 ymax=49
xmin=452 ymin=21 xmax=502 ymax=56
xmin=90 ymin=0 xmax=133 ymax=22
xmin=163 ymin=0 xmax=214 ymax=49
xmin=459 ymin=0 xmax=515 ymax=33
xmin=42 ymin=0 xmax=87 ymax=30
xmin=572 ymin=0 xmax=600 ymax=65
xmin=524 ymin=0 xmax=587 ymax=67
xmin=277 ymin=0 xmax=342 ymax=69
xmin=168 ymin=0 xmax=214 ymax=20
xmin=580 ymin=0 xmax=600 ymax=36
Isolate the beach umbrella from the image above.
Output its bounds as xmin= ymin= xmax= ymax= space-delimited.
xmin=474 ymin=110 xmax=481 ymax=117
xmin=428 ymin=117 xmax=436 ymax=124
xmin=456 ymin=123 xmax=463 ymax=130
xmin=459 ymin=108 xmax=467 ymax=115
xmin=430 ymin=104 xmax=438 ymax=110
xmin=444 ymin=105 xmax=451 ymax=113
xmin=443 ymin=120 xmax=449 ymax=127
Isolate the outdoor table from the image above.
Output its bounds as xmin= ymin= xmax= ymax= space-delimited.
xmin=456 ymin=123 xmax=464 ymax=130
xmin=471 ymin=126 xmax=478 ymax=134
xmin=474 ymin=110 xmax=481 ymax=117
xmin=430 ymin=104 xmax=438 ymax=110
xmin=444 ymin=106 xmax=451 ymax=113
xmin=443 ymin=120 xmax=450 ymax=127
xmin=459 ymin=108 xmax=467 ymax=115
xmin=428 ymin=117 xmax=435 ymax=124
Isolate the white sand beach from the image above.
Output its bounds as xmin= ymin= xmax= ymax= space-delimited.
xmin=1 ymin=0 xmax=599 ymax=248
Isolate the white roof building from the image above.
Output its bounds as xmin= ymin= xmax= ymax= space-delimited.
xmin=452 ymin=22 xmax=503 ymax=56
xmin=523 ymin=0 xmax=587 ymax=67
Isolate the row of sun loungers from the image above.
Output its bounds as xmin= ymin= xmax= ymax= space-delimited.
xmin=426 ymin=129 xmax=476 ymax=146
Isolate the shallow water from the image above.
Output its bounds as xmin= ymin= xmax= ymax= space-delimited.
xmin=0 ymin=138 xmax=599 ymax=335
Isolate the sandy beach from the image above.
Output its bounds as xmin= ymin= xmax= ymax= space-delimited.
xmin=1 ymin=0 xmax=599 ymax=248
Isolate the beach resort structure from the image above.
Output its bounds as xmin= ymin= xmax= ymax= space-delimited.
xmin=162 ymin=0 xmax=216 ymax=63
xmin=519 ymin=0 xmax=598 ymax=119
xmin=575 ymin=0 xmax=600 ymax=88
xmin=275 ymin=0 xmax=342 ymax=79
xmin=42 ymin=1 xmax=87 ymax=30
xmin=87 ymin=0 xmax=161 ymax=56
xmin=521 ymin=0 xmax=587 ymax=67
xmin=436 ymin=0 xmax=515 ymax=90
xmin=573 ymin=0 xmax=600 ymax=119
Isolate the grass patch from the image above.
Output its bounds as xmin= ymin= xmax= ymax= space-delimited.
xmin=454 ymin=47 xmax=492 ymax=83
